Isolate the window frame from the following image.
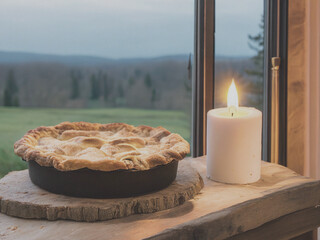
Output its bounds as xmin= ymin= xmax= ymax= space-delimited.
xmin=192 ymin=0 xmax=289 ymax=164
xmin=263 ymin=0 xmax=288 ymax=165
xmin=192 ymin=0 xmax=214 ymax=157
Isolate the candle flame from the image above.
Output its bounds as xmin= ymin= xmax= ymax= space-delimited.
xmin=227 ymin=79 xmax=239 ymax=109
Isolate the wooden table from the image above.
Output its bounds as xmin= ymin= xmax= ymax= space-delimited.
xmin=0 ymin=156 xmax=320 ymax=240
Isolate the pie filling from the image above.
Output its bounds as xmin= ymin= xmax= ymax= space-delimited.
xmin=14 ymin=122 xmax=190 ymax=172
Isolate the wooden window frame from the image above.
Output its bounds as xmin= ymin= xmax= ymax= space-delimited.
xmin=264 ymin=0 xmax=288 ymax=165
xmin=192 ymin=0 xmax=289 ymax=165
xmin=192 ymin=0 xmax=214 ymax=157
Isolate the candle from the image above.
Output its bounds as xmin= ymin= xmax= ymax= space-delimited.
xmin=207 ymin=79 xmax=262 ymax=184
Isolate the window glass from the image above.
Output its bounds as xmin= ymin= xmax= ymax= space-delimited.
xmin=214 ymin=0 xmax=264 ymax=111
xmin=0 ymin=0 xmax=194 ymax=177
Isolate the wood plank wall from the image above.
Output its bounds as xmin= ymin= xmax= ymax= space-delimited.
xmin=287 ymin=0 xmax=307 ymax=175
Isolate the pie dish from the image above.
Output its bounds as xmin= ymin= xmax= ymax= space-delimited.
xmin=14 ymin=122 xmax=190 ymax=172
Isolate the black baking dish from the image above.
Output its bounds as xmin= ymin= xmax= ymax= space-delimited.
xmin=25 ymin=159 xmax=178 ymax=198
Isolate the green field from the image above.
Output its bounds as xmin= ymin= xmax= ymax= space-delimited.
xmin=0 ymin=107 xmax=190 ymax=178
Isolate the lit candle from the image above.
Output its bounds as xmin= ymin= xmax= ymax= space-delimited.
xmin=207 ymin=79 xmax=262 ymax=184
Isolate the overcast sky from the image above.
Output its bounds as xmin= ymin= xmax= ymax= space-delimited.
xmin=0 ymin=0 xmax=263 ymax=59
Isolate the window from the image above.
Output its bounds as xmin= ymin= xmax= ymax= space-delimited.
xmin=193 ymin=0 xmax=288 ymax=163
xmin=214 ymin=0 xmax=264 ymax=111
xmin=0 ymin=0 xmax=290 ymax=178
xmin=0 ymin=0 xmax=194 ymax=177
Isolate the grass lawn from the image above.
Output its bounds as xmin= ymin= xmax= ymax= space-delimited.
xmin=0 ymin=107 xmax=190 ymax=178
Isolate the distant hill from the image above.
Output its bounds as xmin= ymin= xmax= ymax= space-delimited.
xmin=0 ymin=50 xmax=250 ymax=66
xmin=0 ymin=51 xmax=114 ymax=66
xmin=0 ymin=51 xmax=191 ymax=66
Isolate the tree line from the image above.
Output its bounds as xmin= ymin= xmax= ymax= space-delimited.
xmin=1 ymin=48 xmax=263 ymax=110
xmin=0 ymin=58 xmax=192 ymax=110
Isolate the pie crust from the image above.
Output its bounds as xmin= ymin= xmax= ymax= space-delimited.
xmin=14 ymin=122 xmax=190 ymax=172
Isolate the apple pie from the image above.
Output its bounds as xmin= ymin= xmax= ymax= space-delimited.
xmin=14 ymin=122 xmax=190 ymax=172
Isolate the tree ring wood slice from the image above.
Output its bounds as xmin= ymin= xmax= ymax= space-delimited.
xmin=0 ymin=160 xmax=203 ymax=222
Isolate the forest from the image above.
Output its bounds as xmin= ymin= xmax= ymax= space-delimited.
xmin=0 ymin=51 xmax=263 ymax=111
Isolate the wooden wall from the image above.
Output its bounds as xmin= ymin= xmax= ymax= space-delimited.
xmin=287 ymin=0 xmax=307 ymax=175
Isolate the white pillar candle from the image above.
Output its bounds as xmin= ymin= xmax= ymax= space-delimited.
xmin=206 ymin=80 xmax=262 ymax=184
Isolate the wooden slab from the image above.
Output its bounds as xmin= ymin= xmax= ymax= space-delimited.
xmin=0 ymin=161 xmax=204 ymax=222
xmin=0 ymin=156 xmax=319 ymax=240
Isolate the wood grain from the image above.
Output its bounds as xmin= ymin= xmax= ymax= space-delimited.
xmin=0 ymin=161 xmax=204 ymax=222
xmin=227 ymin=207 xmax=320 ymax=240
xmin=287 ymin=0 xmax=307 ymax=175
xmin=0 ymin=156 xmax=319 ymax=240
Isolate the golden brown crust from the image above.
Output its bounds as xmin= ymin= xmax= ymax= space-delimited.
xmin=14 ymin=122 xmax=190 ymax=172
